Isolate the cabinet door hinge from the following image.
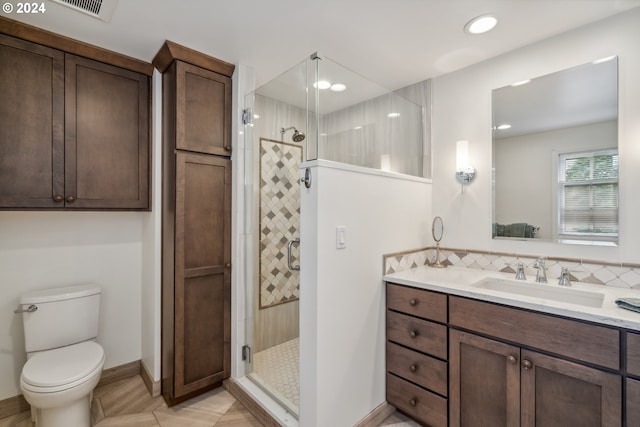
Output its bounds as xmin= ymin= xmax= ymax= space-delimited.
xmin=242 ymin=345 xmax=252 ymax=362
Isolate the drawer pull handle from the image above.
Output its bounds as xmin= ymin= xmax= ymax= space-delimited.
xmin=522 ymin=359 xmax=533 ymax=370
xmin=409 ymin=398 xmax=417 ymax=407
xmin=409 ymin=298 xmax=417 ymax=306
xmin=409 ymin=330 xmax=418 ymax=338
xmin=409 ymin=364 xmax=417 ymax=372
xmin=53 ymin=195 xmax=64 ymax=203
xmin=507 ymin=355 xmax=517 ymax=364
xmin=66 ymin=195 xmax=76 ymax=203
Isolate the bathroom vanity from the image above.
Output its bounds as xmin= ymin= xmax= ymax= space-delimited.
xmin=384 ymin=266 xmax=640 ymax=427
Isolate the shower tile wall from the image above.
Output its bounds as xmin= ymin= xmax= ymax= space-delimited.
xmin=251 ymin=94 xmax=305 ymax=352
xmin=259 ymin=138 xmax=301 ymax=308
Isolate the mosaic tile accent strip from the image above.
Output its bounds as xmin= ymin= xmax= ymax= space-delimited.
xmin=251 ymin=337 xmax=299 ymax=416
xmin=384 ymin=248 xmax=640 ymax=289
xmin=259 ymin=138 xmax=302 ymax=308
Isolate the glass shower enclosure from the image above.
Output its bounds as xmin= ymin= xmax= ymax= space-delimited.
xmin=242 ymin=53 xmax=426 ymax=417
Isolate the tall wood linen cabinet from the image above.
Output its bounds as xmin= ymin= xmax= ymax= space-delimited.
xmin=153 ymin=41 xmax=234 ymax=406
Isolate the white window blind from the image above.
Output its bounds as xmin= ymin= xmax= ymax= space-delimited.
xmin=558 ymin=149 xmax=618 ymax=239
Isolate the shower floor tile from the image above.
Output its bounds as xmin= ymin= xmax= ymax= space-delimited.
xmin=250 ymin=337 xmax=299 ymax=415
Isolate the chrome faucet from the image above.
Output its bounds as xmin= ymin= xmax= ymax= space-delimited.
xmin=534 ymin=258 xmax=547 ymax=283
xmin=558 ymin=267 xmax=572 ymax=287
xmin=515 ymin=262 xmax=526 ymax=280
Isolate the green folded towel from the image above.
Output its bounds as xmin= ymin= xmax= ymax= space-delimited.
xmin=615 ymin=298 xmax=640 ymax=313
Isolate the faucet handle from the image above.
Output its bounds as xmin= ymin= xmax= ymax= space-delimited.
xmin=558 ymin=267 xmax=571 ymax=287
xmin=515 ymin=262 xmax=526 ymax=280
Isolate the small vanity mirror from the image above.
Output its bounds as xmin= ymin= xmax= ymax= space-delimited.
xmin=430 ymin=216 xmax=446 ymax=268
xmin=492 ymin=57 xmax=618 ymax=245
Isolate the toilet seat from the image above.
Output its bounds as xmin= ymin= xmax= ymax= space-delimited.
xmin=21 ymin=341 xmax=104 ymax=393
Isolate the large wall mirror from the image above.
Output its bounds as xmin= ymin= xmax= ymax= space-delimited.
xmin=492 ymin=57 xmax=618 ymax=245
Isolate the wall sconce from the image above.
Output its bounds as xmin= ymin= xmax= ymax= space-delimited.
xmin=455 ymin=140 xmax=475 ymax=193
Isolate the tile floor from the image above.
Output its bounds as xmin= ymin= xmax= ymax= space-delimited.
xmin=251 ymin=338 xmax=299 ymax=415
xmin=0 ymin=374 xmax=419 ymax=427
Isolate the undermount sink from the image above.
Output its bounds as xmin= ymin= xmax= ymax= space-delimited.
xmin=472 ymin=277 xmax=605 ymax=308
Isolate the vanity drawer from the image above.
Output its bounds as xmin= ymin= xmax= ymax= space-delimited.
xmin=449 ymin=296 xmax=620 ymax=370
xmin=387 ymin=373 xmax=447 ymax=427
xmin=387 ymin=341 xmax=447 ymax=396
xmin=387 ymin=283 xmax=447 ymax=323
xmin=387 ymin=310 xmax=447 ymax=360
xmin=627 ymin=332 xmax=640 ymax=377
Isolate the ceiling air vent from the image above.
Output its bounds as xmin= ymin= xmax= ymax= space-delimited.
xmin=50 ymin=0 xmax=119 ymax=22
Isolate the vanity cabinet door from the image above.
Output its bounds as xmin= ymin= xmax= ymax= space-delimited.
xmin=520 ymin=349 xmax=621 ymax=427
xmin=627 ymin=378 xmax=640 ymax=427
xmin=449 ymin=329 xmax=520 ymax=427
xmin=0 ymin=34 xmax=64 ymax=208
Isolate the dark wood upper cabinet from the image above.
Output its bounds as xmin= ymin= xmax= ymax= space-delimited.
xmin=176 ymin=61 xmax=231 ymax=156
xmin=65 ymin=54 xmax=149 ymax=209
xmin=0 ymin=34 xmax=64 ymax=208
xmin=153 ymin=40 xmax=234 ymax=157
xmin=0 ymin=19 xmax=151 ymax=210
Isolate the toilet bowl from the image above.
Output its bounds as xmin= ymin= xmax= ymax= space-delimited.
xmin=21 ymin=341 xmax=105 ymax=427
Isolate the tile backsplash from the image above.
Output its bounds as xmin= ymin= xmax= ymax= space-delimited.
xmin=384 ymin=247 xmax=640 ymax=290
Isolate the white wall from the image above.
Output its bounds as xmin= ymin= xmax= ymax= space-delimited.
xmin=300 ymin=161 xmax=431 ymax=426
xmin=432 ymin=8 xmax=640 ymax=262
xmin=140 ymin=70 xmax=163 ymax=385
xmin=0 ymin=212 xmax=144 ymax=400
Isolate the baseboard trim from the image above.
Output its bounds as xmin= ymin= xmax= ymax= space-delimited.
xmin=0 ymin=359 xmax=143 ymax=420
xmin=141 ymin=361 xmax=161 ymax=397
xmin=224 ymin=377 xmax=283 ymax=427
xmin=97 ymin=360 xmax=141 ymax=388
xmin=354 ymin=402 xmax=396 ymax=427
xmin=0 ymin=394 xmax=30 ymax=420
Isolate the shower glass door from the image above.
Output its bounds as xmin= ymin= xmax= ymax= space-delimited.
xmin=243 ymin=57 xmax=310 ymax=416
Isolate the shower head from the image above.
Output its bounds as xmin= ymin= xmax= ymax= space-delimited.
xmin=292 ymin=129 xmax=306 ymax=142
xmin=280 ymin=126 xmax=306 ymax=143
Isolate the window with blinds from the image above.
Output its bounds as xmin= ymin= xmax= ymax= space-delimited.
xmin=558 ymin=149 xmax=618 ymax=240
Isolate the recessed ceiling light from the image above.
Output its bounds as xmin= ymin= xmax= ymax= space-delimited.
xmin=496 ymin=124 xmax=512 ymax=130
xmin=464 ymin=14 xmax=498 ymax=35
xmin=510 ymin=79 xmax=531 ymax=87
xmin=330 ymin=83 xmax=346 ymax=92
xmin=313 ymin=80 xmax=331 ymax=90
xmin=387 ymin=112 xmax=400 ymax=118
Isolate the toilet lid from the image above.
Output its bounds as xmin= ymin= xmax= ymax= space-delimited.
xmin=22 ymin=341 xmax=104 ymax=388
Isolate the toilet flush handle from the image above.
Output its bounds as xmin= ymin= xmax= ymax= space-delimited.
xmin=14 ymin=304 xmax=38 ymax=314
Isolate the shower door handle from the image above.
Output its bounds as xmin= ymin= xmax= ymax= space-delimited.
xmin=287 ymin=238 xmax=300 ymax=271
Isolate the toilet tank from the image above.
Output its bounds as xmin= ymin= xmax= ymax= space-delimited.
xmin=20 ymin=284 xmax=101 ymax=353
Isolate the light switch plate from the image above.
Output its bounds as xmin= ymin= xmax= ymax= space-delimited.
xmin=336 ymin=226 xmax=346 ymax=249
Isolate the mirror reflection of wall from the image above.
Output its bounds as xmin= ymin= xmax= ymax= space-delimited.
xmin=492 ymin=57 xmax=618 ymax=245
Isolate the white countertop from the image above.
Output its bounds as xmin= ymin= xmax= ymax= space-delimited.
xmin=384 ymin=265 xmax=640 ymax=331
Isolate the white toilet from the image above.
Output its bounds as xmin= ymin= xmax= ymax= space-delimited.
xmin=18 ymin=284 xmax=105 ymax=427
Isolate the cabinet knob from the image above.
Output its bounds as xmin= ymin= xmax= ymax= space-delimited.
xmin=409 ymin=364 xmax=417 ymax=372
xmin=225 ymin=263 xmax=231 ymax=268
xmin=224 ymin=145 xmax=231 ymax=151
xmin=409 ymin=298 xmax=417 ymax=306
xmin=409 ymin=330 xmax=418 ymax=338
xmin=507 ymin=355 xmax=517 ymax=364
xmin=53 ymin=195 xmax=64 ymax=203
xmin=409 ymin=398 xmax=417 ymax=407
xmin=522 ymin=359 xmax=533 ymax=370
xmin=66 ymin=195 xmax=76 ymax=203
